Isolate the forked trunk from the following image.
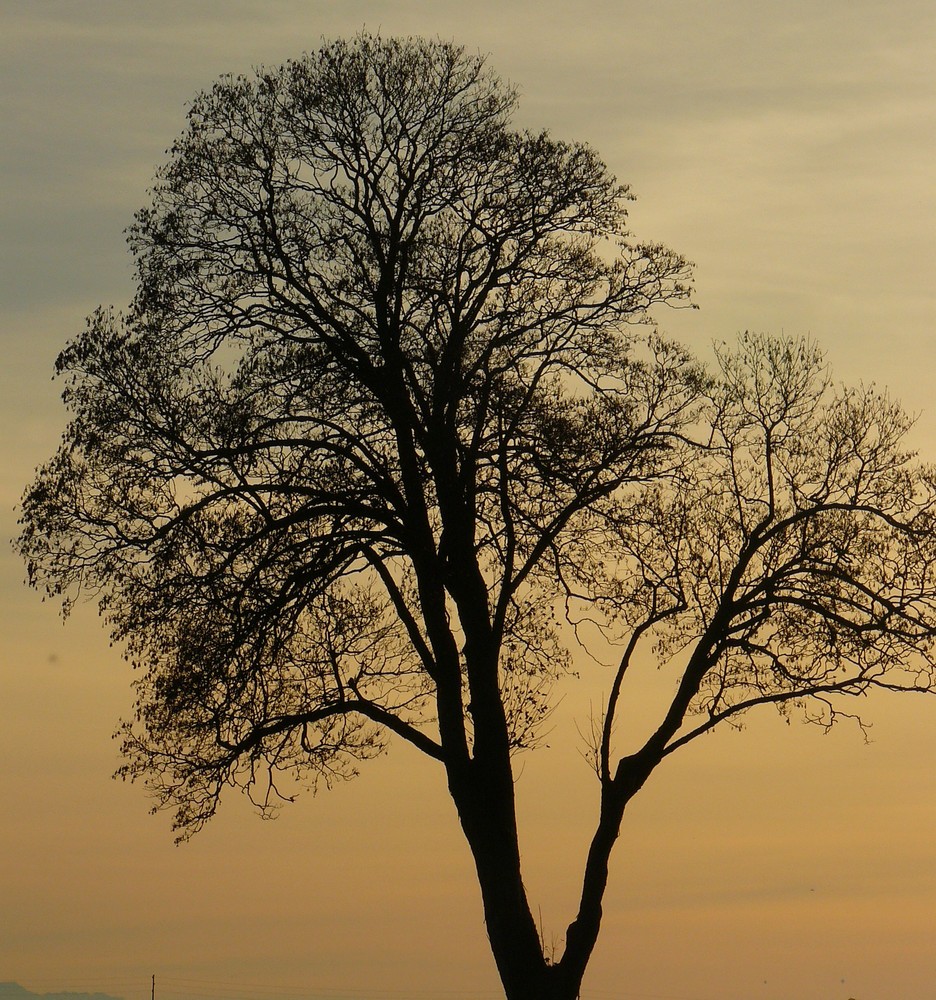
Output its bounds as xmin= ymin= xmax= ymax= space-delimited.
xmin=454 ymin=759 xmax=638 ymax=1000
xmin=450 ymin=764 xmax=601 ymax=1000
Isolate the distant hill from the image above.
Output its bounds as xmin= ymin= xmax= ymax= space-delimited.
xmin=0 ymin=983 xmax=124 ymax=1000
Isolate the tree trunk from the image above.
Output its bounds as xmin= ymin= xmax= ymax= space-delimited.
xmin=448 ymin=758 xmax=575 ymax=1000
xmin=554 ymin=757 xmax=659 ymax=997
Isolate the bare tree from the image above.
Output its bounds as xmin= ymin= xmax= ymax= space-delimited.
xmin=17 ymin=35 xmax=936 ymax=1000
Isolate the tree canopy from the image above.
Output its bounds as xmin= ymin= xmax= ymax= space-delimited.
xmin=18 ymin=34 xmax=936 ymax=1000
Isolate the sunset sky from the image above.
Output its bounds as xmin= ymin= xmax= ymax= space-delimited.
xmin=2 ymin=3 xmax=935 ymax=1000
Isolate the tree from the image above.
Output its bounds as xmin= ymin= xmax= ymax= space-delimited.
xmin=17 ymin=34 xmax=936 ymax=1000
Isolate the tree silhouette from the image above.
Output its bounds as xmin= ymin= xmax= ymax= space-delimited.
xmin=17 ymin=35 xmax=936 ymax=1000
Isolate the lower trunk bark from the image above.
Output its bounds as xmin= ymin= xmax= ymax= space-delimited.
xmin=449 ymin=762 xmax=592 ymax=1000
xmin=453 ymin=778 xmax=545 ymax=996
xmin=447 ymin=731 xmax=661 ymax=996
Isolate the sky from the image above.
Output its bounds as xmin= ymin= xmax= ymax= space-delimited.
xmin=1 ymin=2 xmax=935 ymax=999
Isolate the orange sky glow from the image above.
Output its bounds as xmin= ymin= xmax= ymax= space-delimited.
xmin=2 ymin=3 xmax=935 ymax=1000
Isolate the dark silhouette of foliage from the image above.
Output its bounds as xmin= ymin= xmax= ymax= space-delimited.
xmin=18 ymin=34 xmax=936 ymax=1000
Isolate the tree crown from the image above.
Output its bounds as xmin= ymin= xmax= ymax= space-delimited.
xmin=18 ymin=36 xmax=936 ymax=852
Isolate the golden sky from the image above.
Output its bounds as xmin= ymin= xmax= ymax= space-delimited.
xmin=2 ymin=3 xmax=935 ymax=999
